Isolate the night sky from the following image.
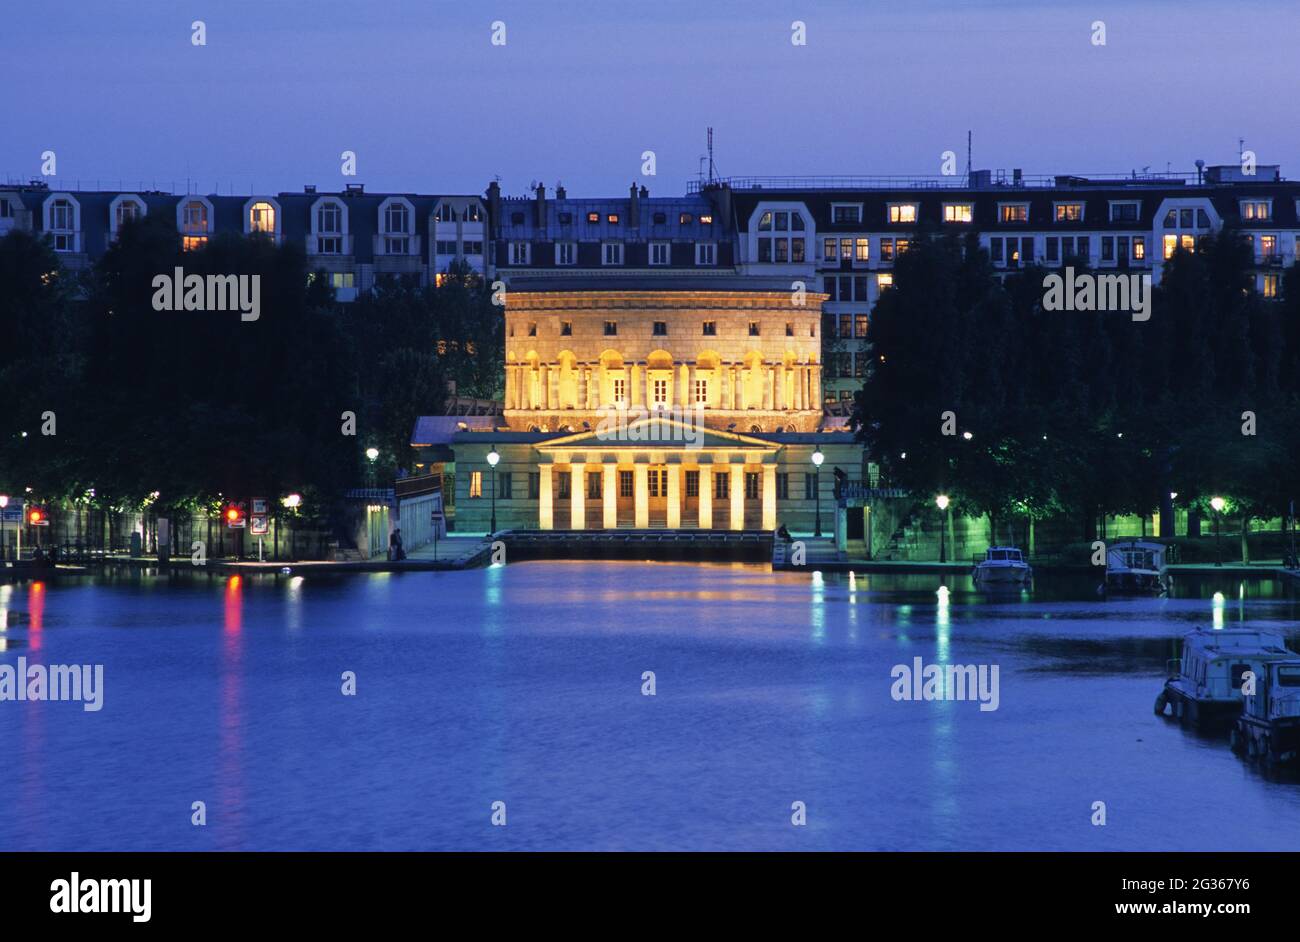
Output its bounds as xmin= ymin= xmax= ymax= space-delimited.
xmin=7 ymin=0 xmax=1295 ymax=197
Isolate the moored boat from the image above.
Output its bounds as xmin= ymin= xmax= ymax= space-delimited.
xmin=1156 ymin=628 xmax=1294 ymax=727
xmin=1105 ymin=539 xmax=1171 ymax=594
xmin=971 ymin=546 xmax=1032 ymax=586
xmin=1231 ymin=659 xmax=1300 ymax=766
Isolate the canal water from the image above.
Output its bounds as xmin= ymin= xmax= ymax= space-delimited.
xmin=1 ymin=563 xmax=1297 ymax=851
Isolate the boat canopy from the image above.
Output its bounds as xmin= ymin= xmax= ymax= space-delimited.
xmin=1182 ymin=628 xmax=1291 ymax=658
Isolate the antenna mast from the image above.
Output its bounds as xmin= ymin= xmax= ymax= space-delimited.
xmin=966 ymin=130 xmax=972 ymax=183
xmin=707 ymin=127 xmax=716 ymax=183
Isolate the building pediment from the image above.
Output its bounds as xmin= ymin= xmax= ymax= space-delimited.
xmin=535 ymin=415 xmax=778 ymax=452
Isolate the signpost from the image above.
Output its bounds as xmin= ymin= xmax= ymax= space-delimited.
xmin=250 ymin=504 xmax=269 ymax=562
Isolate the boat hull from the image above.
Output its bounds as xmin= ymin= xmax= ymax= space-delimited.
xmin=1159 ymin=681 xmax=1243 ymax=727
xmin=1233 ymin=715 xmax=1300 ymax=766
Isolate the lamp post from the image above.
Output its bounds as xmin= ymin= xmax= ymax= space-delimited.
xmin=0 ymin=495 xmax=8 ymax=561
xmin=811 ymin=448 xmax=824 ymax=537
xmin=936 ymin=494 xmax=950 ymax=563
xmin=486 ymin=448 xmax=500 ymax=535
xmin=1210 ymin=496 xmax=1225 ymax=567
xmin=365 ymin=447 xmax=379 ymax=488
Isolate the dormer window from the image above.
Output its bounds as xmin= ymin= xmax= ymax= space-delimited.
xmin=888 ymin=203 xmax=918 ymax=224
xmin=1108 ymin=201 xmax=1140 ymax=223
xmin=1241 ymin=200 xmax=1271 ymax=221
xmin=380 ymin=199 xmax=413 ymax=254
xmin=832 ymin=204 xmax=862 ymax=224
xmin=653 ymin=212 xmax=666 ymax=224
xmin=587 ymin=212 xmax=600 ymax=223
xmin=999 ymin=203 xmax=1029 ymax=223
xmin=179 ymin=198 xmax=211 ymax=251
xmin=249 ymin=200 xmax=276 ymax=233
xmin=606 ymin=213 xmax=620 ymax=224
xmin=46 ymin=196 xmax=80 ymax=252
xmin=114 ymin=199 xmax=141 ymax=229
xmin=679 ymin=212 xmax=694 ymax=224
xmin=1054 ymin=202 xmax=1084 ymax=222
xmin=699 ymin=214 xmax=713 ymax=225
xmin=943 ymin=203 xmax=973 ymax=223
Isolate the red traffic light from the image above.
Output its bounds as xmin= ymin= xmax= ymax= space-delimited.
xmin=27 ymin=507 xmax=49 ymax=526
xmin=224 ymin=503 xmax=247 ymax=529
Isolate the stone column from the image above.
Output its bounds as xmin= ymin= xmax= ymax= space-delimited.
xmin=721 ymin=367 xmax=733 ymax=410
xmin=764 ymin=367 xmax=774 ymax=410
xmin=602 ymin=463 xmax=617 ymax=529
xmin=684 ymin=364 xmax=695 ymax=408
xmin=504 ymin=366 xmax=516 ymax=410
xmin=762 ymin=464 xmax=777 ymax=531
xmin=548 ymin=366 xmax=559 ymax=412
xmin=698 ymin=465 xmax=713 ymax=529
xmin=775 ymin=363 xmax=786 ymax=411
xmin=537 ymin=365 xmax=547 ymax=409
xmin=812 ymin=364 xmax=822 ymax=408
xmin=634 ymin=462 xmax=649 ymax=528
xmin=577 ymin=367 xmax=587 ymax=411
xmin=666 ymin=463 xmax=681 ymax=529
xmin=631 ymin=364 xmax=642 ymax=408
xmin=737 ymin=367 xmax=747 ymax=411
xmin=679 ymin=364 xmax=690 ymax=409
xmin=570 ymin=462 xmax=585 ymax=529
xmin=538 ymin=463 xmax=553 ymax=530
xmin=729 ymin=464 xmax=744 ymax=531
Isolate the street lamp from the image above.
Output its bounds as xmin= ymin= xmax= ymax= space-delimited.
xmin=811 ymin=448 xmax=824 ymax=537
xmin=0 ymin=495 xmax=8 ymax=561
xmin=283 ymin=493 xmax=302 ymax=560
xmin=1210 ymin=496 xmax=1225 ymax=567
xmin=936 ymin=494 xmax=950 ymax=563
xmin=486 ymin=448 xmax=500 ymax=535
xmin=365 ymin=447 xmax=379 ymax=488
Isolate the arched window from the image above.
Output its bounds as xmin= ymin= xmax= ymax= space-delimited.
xmin=249 ymin=200 xmax=276 ymax=233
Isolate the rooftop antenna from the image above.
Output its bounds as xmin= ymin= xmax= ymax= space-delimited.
xmin=1238 ymin=137 xmax=1245 ymax=164
xmin=966 ymin=130 xmax=972 ymax=183
xmin=707 ymin=126 xmax=716 ymax=183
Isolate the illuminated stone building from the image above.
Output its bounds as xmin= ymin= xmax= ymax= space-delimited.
xmin=445 ymin=276 xmax=862 ymax=534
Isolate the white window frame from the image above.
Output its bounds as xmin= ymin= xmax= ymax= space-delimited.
xmin=943 ymin=203 xmax=973 ymax=224
xmin=510 ymin=241 xmax=530 ymax=265
xmin=649 ymin=241 xmax=671 ymax=265
xmin=695 ymin=241 xmax=716 ymax=266
xmin=109 ymin=195 xmax=145 ymax=238
xmin=887 ymin=202 xmax=918 ymax=224
xmin=244 ymin=197 xmax=281 ymax=236
xmin=831 ymin=202 xmax=863 ymax=224
xmin=1107 ymin=200 xmax=1141 ymax=223
xmin=997 ymin=202 xmax=1029 ymax=224
xmin=1240 ymin=199 xmax=1272 ymax=221
xmin=555 ymin=242 xmax=576 ymax=265
xmin=602 ymin=241 xmax=624 ymax=266
xmin=1053 ymin=201 xmax=1085 ymax=223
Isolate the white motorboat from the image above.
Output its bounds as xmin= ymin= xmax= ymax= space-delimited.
xmin=971 ymin=546 xmax=1032 ymax=586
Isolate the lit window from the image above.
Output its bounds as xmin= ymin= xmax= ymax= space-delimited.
xmin=1241 ymin=201 xmax=1271 ymax=221
xmin=249 ymin=200 xmax=276 ymax=232
xmin=999 ymin=203 xmax=1028 ymax=223
xmin=1133 ymin=237 xmax=1146 ymax=261
xmin=1054 ymin=203 xmax=1083 ymax=222
xmin=680 ymin=212 xmax=694 ymax=225
xmin=587 ymin=212 xmax=600 ymax=223
xmin=606 ymin=213 xmax=620 ymax=224
xmin=877 ymin=273 xmax=893 ymax=289
xmin=181 ymin=200 xmax=208 ymax=234
xmin=1260 ymin=234 xmax=1278 ymax=258
xmin=469 ymin=471 xmax=483 ymax=498
xmin=944 ymin=203 xmax=973 ymax=223
xmin=182 ymin=236 xmax=207 ymax=252
xmin=855 ymin=238 xmax=869 ymax=261
xmin=889 ymin=203 xmax=918 ymax=224
xmin=1263 ymin=274 xmax=1280 ymax=298
xmin=699 ymin=214 xmax=713 ymax=224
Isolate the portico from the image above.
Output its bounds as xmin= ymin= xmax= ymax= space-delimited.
xmin=534 ymin=419 xmax=781 ymax=531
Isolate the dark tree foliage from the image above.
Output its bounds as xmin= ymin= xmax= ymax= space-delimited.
xmin=0 ymin=220 xmax=493 ymax=518
xmin=851 ymin=231 xmax=1298 ymax=537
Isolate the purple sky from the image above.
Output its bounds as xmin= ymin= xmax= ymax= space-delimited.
xmin=7 ymin=0 xmax=1296 ymax=198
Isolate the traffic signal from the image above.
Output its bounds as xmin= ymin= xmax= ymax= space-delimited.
xmin=224 ymin=503 xmax=247 ymax=529
xmin=27 ymin=506 xmax=49 ymax=526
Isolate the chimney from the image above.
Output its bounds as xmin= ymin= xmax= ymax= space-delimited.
xmin=304 ymin=184 xmax=317 ymax=194
xmin=534 ymin=182 xmax=547 ymax=230
xmin=628 ymin=182 xmax=640 ymax=228
xmin=1012 ymin=168 xmax=1023 ymax=186
xmin=639 ymin=185 xmax=648 ymax=198
xmin=555 ymin=183 xmax=567 ymax=199
xmin=486 ymin=180 xmax=501 ymax=235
